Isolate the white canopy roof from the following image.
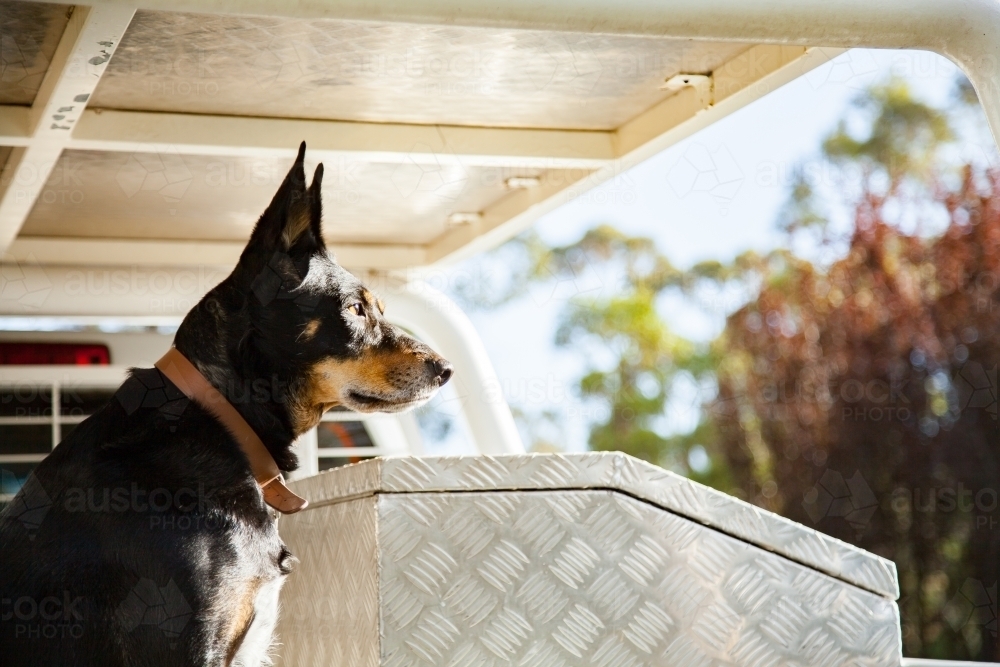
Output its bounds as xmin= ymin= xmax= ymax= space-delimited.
xmin=1 ymin=0 xmax=998 ymax=315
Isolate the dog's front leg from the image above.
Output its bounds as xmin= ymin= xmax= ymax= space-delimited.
xmin=227 ymin=574 xmax=287 ymax=667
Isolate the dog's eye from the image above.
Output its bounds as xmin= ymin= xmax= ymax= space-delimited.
xmin=348 ymin=302 xmax=365 ymax=317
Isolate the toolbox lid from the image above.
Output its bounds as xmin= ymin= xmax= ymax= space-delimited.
xmin=289 ymin=453 xmax=899 ymax=600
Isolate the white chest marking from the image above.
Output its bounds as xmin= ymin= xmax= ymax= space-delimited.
xmin=231 ymin=576 xmax=286 ymax=667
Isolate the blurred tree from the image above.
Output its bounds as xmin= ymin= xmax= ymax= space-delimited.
xmin=472 ymin=223 xmax=742 ymax=489
xmin=708 ymin=80 xmax=998 ymax=659
xmin=713 ymin=177 xmax=999 ymax=659
xmin=823 ymin=78 xmax=953 ymax=190
xmin=548 ymin=228 xmax=722 ymax=481
xmin=461 ymin=77 xmax=999 ymax=660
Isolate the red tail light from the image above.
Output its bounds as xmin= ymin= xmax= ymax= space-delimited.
xmin=0 ymin=343 xmax=111 ymax=365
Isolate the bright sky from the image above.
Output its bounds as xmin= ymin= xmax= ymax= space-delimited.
xmin=426 ymin=48 xmax=996 ymax=455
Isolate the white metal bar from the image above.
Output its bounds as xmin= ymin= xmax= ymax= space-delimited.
xmin=0 ymin=144 xmax=64 ymax=253
xmin=0 ymin=365 xmax=130 ymax=385
xmin=0 ymin=263 xmax=229 ymax=318
xmin=320 ymin=411 xmax=377 ymax=423
xmin=51 ymin=381 xmax=60 ymax=445
xmin=58 ymin=414 xmax=90 ymax=424
xmin=362 ymin=415 xmax=411 ymax=456
xmin=427 ymin=164 xmax=596 ymax=266
xmin=60 ymin=109 xmax=614 ymax=170
xmin=0 ymin=105 xmax=611 ymax=169
xmin=3 ymin=238 xmax=429 ymax=272
xmin=0 ymin=417 xmax=54 ymax=426
xmin=25 ymin=7 xmax=132 ymax=138
xmin=0 ymin=5 xmax=135 ymax=254
xmin=0 ymin=454 xmax=48 ymax=464
xmin=316 ymin=447 xmax=397 ymax=458
xmin=375 ymin=278 xmax=524 ymax=454
xmin=902 ymin=661 xmax=997 ymax=667
xmin=0 ymin=415 xmax=92 ymax=426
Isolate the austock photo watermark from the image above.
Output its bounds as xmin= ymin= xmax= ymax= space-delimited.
xmin=666 ymin=142 xmax=745 ymax=215
xmin=2 ymin=469 xmax=224 ymax=534
xmin=387 ymin=141 xmax=596 ymax=208
xmin=2 ymin=157 xmax=87 ymax=208
xmin=0 ymin=253 xmax=229 ymax=314
xmin=116 ymin=150 xmax=368 ymax=205
xmin=484 ymin=373 xmax=611 ymax=421
xmin=1 ymin=579 xmax=194 ymax=646
xmin=116 ymin=578 xmax=193 ymax=647
xmin=742 ymin=360 xmax=997 ymax=425
xmin=804 ymin=49 xmax=1000 ymax=92
xmin=60 ymin=265 xmax=225 ymax=299
xmin=754 ymin=154 xmax=1000 ymax=192
xmin=253 ymin=34 xmax=739 ymax=96
xmin=803 ymin=468 xmax=999 ymax=535
xmin=2 ymin=590 xmax=87 ymax=641
xmin=563 ymin=171 xmax=640 ymax=207
xmin=1 ymin=381 xmax=122 ymax=420
xmin=945 ymin=578 xmax=998 ymax=639
xmin=0 ymin=254 xmax=53 ymax=310
xmin=112 ymin=149 xmax=373 ymax=212
xmin=2 ymin=146 xmax=371 ymax=217
xmin=99 ymin=23 xmax=746 ymax=101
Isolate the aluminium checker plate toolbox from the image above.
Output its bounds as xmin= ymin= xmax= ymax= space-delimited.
xmin=273 ymin=453 xmax=901 ymax=667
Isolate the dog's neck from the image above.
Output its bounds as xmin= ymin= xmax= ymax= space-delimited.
xmin=173 ymin=283 xmax=299 ymax=472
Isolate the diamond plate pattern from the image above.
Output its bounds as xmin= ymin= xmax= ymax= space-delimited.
xmin=288 ymin=454 xmax=899 ymax=599
xmin=91 ymin=11 xmax=751 ymax=130
xmin=274 ymin=496 xmax=379 ymax=667
xmin=373 ymin=490 xmax=899 ymax=667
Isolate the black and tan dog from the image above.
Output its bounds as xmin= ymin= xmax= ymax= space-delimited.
xmin=0 ymin=143 xmax=453 ymax=666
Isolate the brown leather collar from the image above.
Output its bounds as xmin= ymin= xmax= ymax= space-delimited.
xmin=155 ymin=347 xmax=308 ymax=514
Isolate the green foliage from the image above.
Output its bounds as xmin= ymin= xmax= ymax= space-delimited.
xmin=513 ymin=225 xmax=716 ymax=473
xmin=559 ymin=290 xmax=698 ymax=460
xmin=823 ymin=78 xmax=954 ymax=188
xmin=778 ymin=168 xmax=828 ymax=235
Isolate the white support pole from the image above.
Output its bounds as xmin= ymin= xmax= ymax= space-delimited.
xmin=0 ymin=143 xmax=62 ymax=252
xmin=376 ymin=279 xmax=525 ymax=455
xmin=0 ymin=5 xmax=135 ymax=254
xmin=287 ymin=428 xmax=319 ymax=481
xmin=394 ymin=411 xmax=425 ymax=455
xmin=363 ymin=415 xmax=413 ymax=456
xmin=51 ymin=381 xmax=61 ymax=446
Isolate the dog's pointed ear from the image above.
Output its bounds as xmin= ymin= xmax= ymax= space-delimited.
xmin=308 ymin=162 xmax=324 ymax=247
xmin=242 ymin=142 xmax=324 ymax=261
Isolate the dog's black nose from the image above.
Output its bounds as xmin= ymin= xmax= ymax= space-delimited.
xmin=430 ymin=358 xmax=454 ymax=386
